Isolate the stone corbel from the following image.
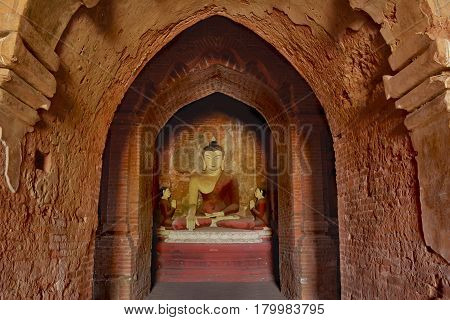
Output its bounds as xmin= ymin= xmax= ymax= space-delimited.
xmin=0 ymin=29 xmax=53 ymax=193
xmin=0 ymin=0 xmax=101 ymax=193
xmin=390 ymin=39 xmax=450 ymax=262
xmin=383 ymin=39 xmax=450 ymax=99
xmin=349 ymin=0 xmax=450 ymax=261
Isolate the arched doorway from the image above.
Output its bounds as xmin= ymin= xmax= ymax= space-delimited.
xmin=94 ymin=16 xmax=339 ymax=300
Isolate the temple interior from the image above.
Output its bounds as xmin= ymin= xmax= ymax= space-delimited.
xmin=0 ymin=0 xmax=448 ymax=300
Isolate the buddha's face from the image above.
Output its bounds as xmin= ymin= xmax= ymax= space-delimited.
xmin=203 ymin=150 xmax=224 ymax=173
xmin=255 ymin=188 xmax=263 ymax=198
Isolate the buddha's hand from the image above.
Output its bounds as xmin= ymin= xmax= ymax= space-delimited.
xmin=186 ymin=214 xmax=199 ymax=231
xmin=171 ymin=200 xmax=177 ymax=208
xmin=249 ymin=200 xmax=255 ymax=209
xmin=205 ymin=211 xmax=224 ymax=218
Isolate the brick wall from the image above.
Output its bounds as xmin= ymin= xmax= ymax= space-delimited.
xmin=335 ymin=105 xmax=448 ymax=299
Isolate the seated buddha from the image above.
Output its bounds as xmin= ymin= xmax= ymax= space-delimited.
xmin=172 ymin=139 xmax=255 ymax=231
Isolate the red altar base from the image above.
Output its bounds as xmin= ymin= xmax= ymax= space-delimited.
xmin=155 ymin=240 xmax=274 ymax=282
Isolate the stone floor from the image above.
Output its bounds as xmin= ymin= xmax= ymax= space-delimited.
xmin=147 ymin=281 xmax=285 ymax=300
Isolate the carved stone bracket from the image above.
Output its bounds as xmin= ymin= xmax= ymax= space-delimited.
xmin=0 ymin=0 xmax=100 ymax=192
xmin=389 ymin=38 xmax=449 ymax=262
xmin=0 ymin=29 xmax=53 ymax=192
xmin=350 ymin=1 xmax=450 ymax=262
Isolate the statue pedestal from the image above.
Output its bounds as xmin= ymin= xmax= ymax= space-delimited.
xmin=157 ymin=227 xmax=272 ymax=243
xmin=155 ymin=227 xmax=274 ymax=282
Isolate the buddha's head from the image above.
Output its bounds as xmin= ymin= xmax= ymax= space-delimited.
xmin=202 ymin=138 xmax=224 ymax=174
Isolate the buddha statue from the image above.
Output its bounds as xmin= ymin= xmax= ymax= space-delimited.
xmin=249 ymin=187 xmax=269 ymax=229
xmin=159 ymin=187 xmax=176 ymax=229
xmin=172 ymin=138 xmax=254 ymax=230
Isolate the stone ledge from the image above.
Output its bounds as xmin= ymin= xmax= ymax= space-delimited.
xmin=158 ymin=227 xmax=272 ymax=243
xmin=0 ymin=68 xmax=50 ymax=110
xmin=405 ymin=90 xmax=450 ymax=130
xmin=396 ymin=73 xmax=450 ymax=112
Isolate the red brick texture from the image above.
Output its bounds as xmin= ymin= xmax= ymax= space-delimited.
xmin=335 ymin=106 xmax=448 ymax=299
xmin=155 ymin=242 xmax=274 ymax=283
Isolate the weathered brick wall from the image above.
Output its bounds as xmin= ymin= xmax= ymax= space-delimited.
xmin=335 ymin=103 xmax=449 ymax=299
xmin=94 ymin=124 xmax=138 ymax=299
